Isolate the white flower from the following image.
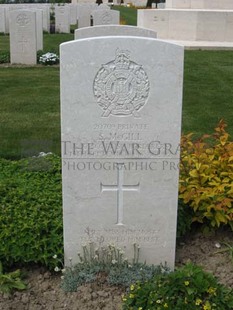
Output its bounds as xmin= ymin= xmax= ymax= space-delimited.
xmin=54 ymin=266 xmax=60 ymax=272
xmin=215 ymin=242 xmax=221 ymax=248
xmin=53 ymin=254 xmax=57 ymax=259
xmin=39 ymin=52 xmax=59 ymax=65
xmin=61 ymin=268 xmax=66 ymax=273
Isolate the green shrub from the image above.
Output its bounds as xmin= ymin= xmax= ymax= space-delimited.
xmin=122 ymin=263 xmax=233 ymax=310
xmin=179 ymin=120 xmax=233 ymax=230
xmin=0 ymin=155 xmax=63 ymax=270
xmin=0 ymin=51 xmax=10 ymax=64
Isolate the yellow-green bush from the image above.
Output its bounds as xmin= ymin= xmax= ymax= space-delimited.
xmin=179 ymin=120 xmax=233 ymax=229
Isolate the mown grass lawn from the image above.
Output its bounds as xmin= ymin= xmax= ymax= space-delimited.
xmin=183 ymin=50 xmax=233 ymax=136
xmin=0 ymin=67 xmax=60 ymax=159
xmin=1 ymin=8 xmax=233 ymax=159
xmin=1 ymin=49 xmax=233 ymax=159
xmin=112 ymin=5 xmax=137 ymax=25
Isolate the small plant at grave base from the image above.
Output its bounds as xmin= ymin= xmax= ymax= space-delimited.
xmin=0 ymin=261 xmax=26 ymax=295
xmin=0 ymin=51 xmax=10 ymax=64
xmin=179 ymin=120 xmax=233 ymax=231
xmin=39 ymin=52 xmax=59 ymax=66
xmin=60 ymin=242 xmax=169 ymax=292
xmin=122 ymin=263 xmax=233 ymax=310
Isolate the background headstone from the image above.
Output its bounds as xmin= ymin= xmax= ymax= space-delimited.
xmin=74 ymin=25 xmax=157 ymax=39
xmin=34 ymin=9 xmax=43 ymax=51
xmin=55 ymin=5 xmax=70 ymax=33
xmin=60 ymin=36 xmax=184 ymax=269
xmin=77 ymin=4 xmax=92 ymax=28
xmin=69 ymin=4 xmax=78 ymax=25
xmin=0 ymin=7 xmax=6 ymax=33
xmin=92 ymin=9 xmax=120 ymax=26
xmin=9 ymin=10 xmax=37 ymax=65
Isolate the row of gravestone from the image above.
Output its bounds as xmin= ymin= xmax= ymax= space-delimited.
xmin=0 ymin=3 xmax=119 ymax=34
xmin=5 ymin=6 xmax=184 ymax=269
xmin=0 ymin=4 xmax=50 ymax=33
xmin=71 ymin=0 xmax=148 ymax=7
xmin=6 ymin=4 xmax=121 ymax=65
xmin=55 ymin=3 xmax=120 ymax=32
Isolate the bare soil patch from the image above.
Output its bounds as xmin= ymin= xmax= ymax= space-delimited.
xmin=1 ymin=229 xmax=232 ymax=310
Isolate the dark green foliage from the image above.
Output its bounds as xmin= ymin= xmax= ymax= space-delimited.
xmin=0 ymin=51 xmax=10 ymax=64
xmin=37 ymin=50 xmax=44 ymax=63
xmin=122 ymin=263 xmax=233 ymax=309
xmin=0 ymin=155 xmax=63 ymax=270
xmin=177 ymin=199 xmax=194 ymax=238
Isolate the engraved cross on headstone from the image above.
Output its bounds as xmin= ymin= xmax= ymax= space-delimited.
xmin=18 ymin=36 xmax=28 ymax=52
xmin=100 ymin=163 xmax=140 ymax=226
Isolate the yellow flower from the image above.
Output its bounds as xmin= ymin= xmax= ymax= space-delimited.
xmin=122 ymin=294 xmax=127 ymax=301
xmin=184 ymin=281 xmax=190 ymax=286
xmin=195 ymin=299 xmax=202 ymax=305
xmin=129 ymin=294 xmax=134 ymax=299
xmin=203 ymin=301 xmax=212 ymax=310
xmin=163 ymin=303 xmax=168 ymax=308
xmin=156 ymin=300 xmax=161 ymax=304
xmin=207 ymin=287 xmax=217 ymax=295
xmin=130 ymin=284 xmax=135 ymax=291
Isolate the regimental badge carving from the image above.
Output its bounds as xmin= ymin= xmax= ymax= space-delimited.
xmin=93 ymin=49 xmax=150 ymax=118
xmin=16 ymin=13 xmax=30 ymax=27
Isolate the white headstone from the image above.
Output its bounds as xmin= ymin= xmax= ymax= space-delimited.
xmin=35 ymin=9 xmax=43 ymax=51
xmin=55 ymin=5 xmax=70 ymax=33
xmin=0 ymin=7 xmax=6 ymax=33
xmin=74 ymin=25 xmax=157 ymax=40
xmin=151 ymin=3 xmax=156 ymax=9
xmin=92 ymin=9 xmax=120 ymax=26
xmin=41 ymin=6 xmax=50 ymax=33
xmin=69 ymin=4 xmax=78 ymax=25
xmin=157 ymin=3 xmax=166 ymax=9
xmin=77 ymin=4 xmax=91 ymax=28
xmin=9 ymin=10 xmax=37 ymax=65
xmin=60 ymin=36 xmax=184 ymax=269
xmin=97 ymin=4 xmax=111 ymax=10
xmin=4 ymin=6 xmax=10 ymax=33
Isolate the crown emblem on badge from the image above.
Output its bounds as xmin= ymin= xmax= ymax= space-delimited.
xmin=114 ymin=49 xmax=130 ymax=70
xmin=93 ymin=49 xmax=150 ymax=118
